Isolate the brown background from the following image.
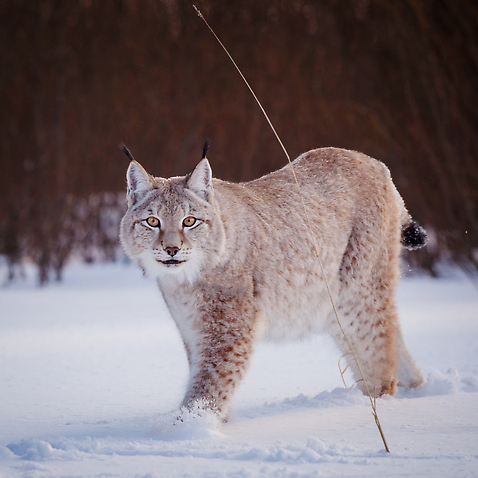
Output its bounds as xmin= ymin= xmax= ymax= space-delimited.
xmin=1 ymin=0 xmax=477 ymax=283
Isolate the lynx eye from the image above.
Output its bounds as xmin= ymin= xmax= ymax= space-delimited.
xmin=183 ymin=216 xmax=197 ymax=228
xmin=146 ymin=216 xmax=160 ymax=228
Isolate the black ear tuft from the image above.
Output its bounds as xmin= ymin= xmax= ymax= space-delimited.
xmin=202 ymin=139 xmax=210 ymax=160
xmin=120 ymin=144 xmax=135 ymax=162
xmin=401 ymin=221 xmax=428 ymax=250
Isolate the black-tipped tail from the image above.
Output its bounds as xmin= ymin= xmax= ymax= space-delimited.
xmin=401 ymin=220 xmax=428 ymax=251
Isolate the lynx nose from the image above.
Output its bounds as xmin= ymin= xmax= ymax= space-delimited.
xmin=164 ymin=246 xmax=180 ymax=257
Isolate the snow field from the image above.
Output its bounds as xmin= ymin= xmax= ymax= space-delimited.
xmin=0 ymin=262 xmax=477 ymax=477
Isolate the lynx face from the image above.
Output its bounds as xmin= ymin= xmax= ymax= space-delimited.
xmin=120 ymin=159 xmax=226 ymax=283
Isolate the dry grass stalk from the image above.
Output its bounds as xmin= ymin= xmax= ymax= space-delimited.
xmin=193 ymin=5 xmax=391 ymax=453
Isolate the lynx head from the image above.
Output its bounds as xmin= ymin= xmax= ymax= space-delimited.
xmin=119 ymin=149 xmax=226 ymax=283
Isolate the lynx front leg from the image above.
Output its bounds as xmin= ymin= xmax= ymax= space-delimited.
xmin=180 ymin=297 xmax=261 ymax=421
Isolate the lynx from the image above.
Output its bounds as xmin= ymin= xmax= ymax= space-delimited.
xmin=120 ymin=146 xmax=426 ymax=422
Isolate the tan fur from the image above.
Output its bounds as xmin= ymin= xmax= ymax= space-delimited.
xmin=120 ymin=147 xmax=423 ymax=421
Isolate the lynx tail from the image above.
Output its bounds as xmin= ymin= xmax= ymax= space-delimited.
xmin=401 ymin=221 xmax=428 ymax=251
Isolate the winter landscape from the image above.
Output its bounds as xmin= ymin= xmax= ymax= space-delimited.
xmin=2 ymin=2 xmax=476 ymax=477
xmin=0 ymin=260 xmax=477 ymax=477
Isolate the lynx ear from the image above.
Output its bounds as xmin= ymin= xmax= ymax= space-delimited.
xmin=126 ymin=160 xmax=154 ymax=207
xmin=186 ymin=158 xmax=212 ymax=202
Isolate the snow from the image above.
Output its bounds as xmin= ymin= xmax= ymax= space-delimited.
xmin=1 ymin=261 xmax=477 ymax=477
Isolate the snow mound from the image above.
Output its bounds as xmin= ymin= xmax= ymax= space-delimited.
xmin=235 ymin=438 xmax=366 ymax=464
xmin=7 ymin=438 xmax=85 ymax=461
xmin=397 ymin=368 xmax=478 ymax=398
xmin=239 ymin=387 xmax=368 ymax=420
xmin=6 ymin=435 xmax=375 ymax=467
xmin=239 ymin=368 xmax=478 ymax=422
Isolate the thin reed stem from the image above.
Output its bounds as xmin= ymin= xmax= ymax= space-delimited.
xmin=193 ymin=5 xmax=390 ymax=454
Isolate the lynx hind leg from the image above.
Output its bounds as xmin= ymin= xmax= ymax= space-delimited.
xmin=334 ymin=232 xmax=402 ymax=397
xmin=331 ymin=296 xmax=398 ymax=398
xmin=396 ymin=324 xmax=423 ymax=389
